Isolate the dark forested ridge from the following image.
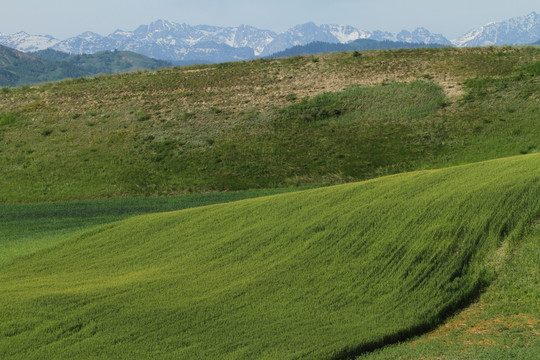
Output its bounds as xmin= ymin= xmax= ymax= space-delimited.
xmin=0 ymin=45 xmax=171 ymax=86
xmin=269 ymin=39 xmax=445 ymax=58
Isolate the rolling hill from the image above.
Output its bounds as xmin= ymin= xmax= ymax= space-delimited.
xmin=0 ymin=45 xmax=170 ymax=86
xmin=0 ymin=47 xmax=539 ymax=203
xmin=1 ymin=154 xmax=539 ymax=359
xmin=0 ymin=45 xmax=55 ymax=86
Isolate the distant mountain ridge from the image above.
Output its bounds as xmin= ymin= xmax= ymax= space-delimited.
xmin=0 ymin=32 xmax=59 ymax=53
xmin=0 ymin=20 xmax=452 ymax=63
xmin=1 ymin=11 xmax=538 ymax=64
xmin=452 ymin=12 xmax=540 ymax=47
xmin=0 ymin=45 xmax=170 ymax=87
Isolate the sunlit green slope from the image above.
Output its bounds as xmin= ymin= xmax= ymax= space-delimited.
xmin=359 ymin=220 xmax=540 ymax=359
xmin=1 ymin=154 xmax=539 ymax=359
xmin=0 ymin=188 xmax=300 ymax=265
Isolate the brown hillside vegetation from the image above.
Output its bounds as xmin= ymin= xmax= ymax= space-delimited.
xmin=0 ymin=47 xmax=538 ymax=202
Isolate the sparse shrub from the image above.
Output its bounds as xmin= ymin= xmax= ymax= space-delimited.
xmin=150 ymin=139 xmax=178 ymax=162
xmin=521 ymin=61 xmax=540 ymax=76
xmin=135 ymin=111 xmax=151 ymax=122
xmin=0 ymin=112 xmax=18 ymax=126
xmin=437 ymin=98 xmax=449 ymax=108
xmin=352 ymin=51 xmax=362 ymax=58
xmin=210 ymin=107 xmax=223 ymax=115
xmin=286 ymin=93 xmax=298 ymax=102
xmin=182 ymin=111 xmax=196 ymax=120
xmin=41 ymin=128 xmax=53 ymax=136
xmin=281 ymin=92 xmax=345 ymax=122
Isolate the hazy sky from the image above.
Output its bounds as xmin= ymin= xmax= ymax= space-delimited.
xmin=1 ymin=1 xmax=538 ymax=40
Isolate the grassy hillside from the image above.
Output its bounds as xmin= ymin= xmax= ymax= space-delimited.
xmin=360 ymin=221 xmax=540 ymax=360
xmin=0 ymin=46 xmax=170 ymax=87
xmin=0 ymin=47 xmax=538 ymax=203
xmin=0 ymin=188 xmax=302 ymax=266
xmin=1 ymin=154 xmax=539 ymax=359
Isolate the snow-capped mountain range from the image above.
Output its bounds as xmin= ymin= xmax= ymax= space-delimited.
xmin=454 ymin=11 xmax=540 ymax=47
xmin=0 ymin=12 xmax=538 ymax=63
xmin=0 ymin=20 xmax=451 ymax=63
xmin=0 ymin=32 xmax=59 ymax=53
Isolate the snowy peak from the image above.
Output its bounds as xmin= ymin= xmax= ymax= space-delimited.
xmin=453 ymin=11 xmax=540 ymax=47
xmin=397 ymin=27 xmax=453 ymax=46
xmin=52 ymin=31 xmax=114 ymax=55
xmin=148 ymin=19 xmax=178 ymax=32
xmin=0 ymin=31 xmax=59 ymax=52
xmin=321 ymin=24 xmax=372 ymax=43
xmin=260 ymin=23 xmax=449 ymax=57
xmin=79 ymin=31 xmax=105 ymax=40
xmin=287 ymin=22 xmax=341 ymax=43
xmin=46 ymin=20 xmax=277 ymax=60
xmin=190 ymin=24 xmax=276 ymax=56
xmin=260 ymin=22 xmax=339 ymax=57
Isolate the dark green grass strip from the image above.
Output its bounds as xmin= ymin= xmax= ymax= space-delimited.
xmin=1 ymin=155 xmax=540 ymax=359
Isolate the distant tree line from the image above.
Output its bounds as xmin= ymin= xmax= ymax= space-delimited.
xmin=269 ymin=39 xmax=446 ymax=58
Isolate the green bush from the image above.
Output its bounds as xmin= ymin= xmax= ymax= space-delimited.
xmin=0 ymin=112 xmax=18 ymax=126
xmin=522 ymin=61 xmax=540 ymax=76
xmin=40 ymin=128 xmax=53 ymax=136
xmin=135 ymin=111 xmax=151 ymax=122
